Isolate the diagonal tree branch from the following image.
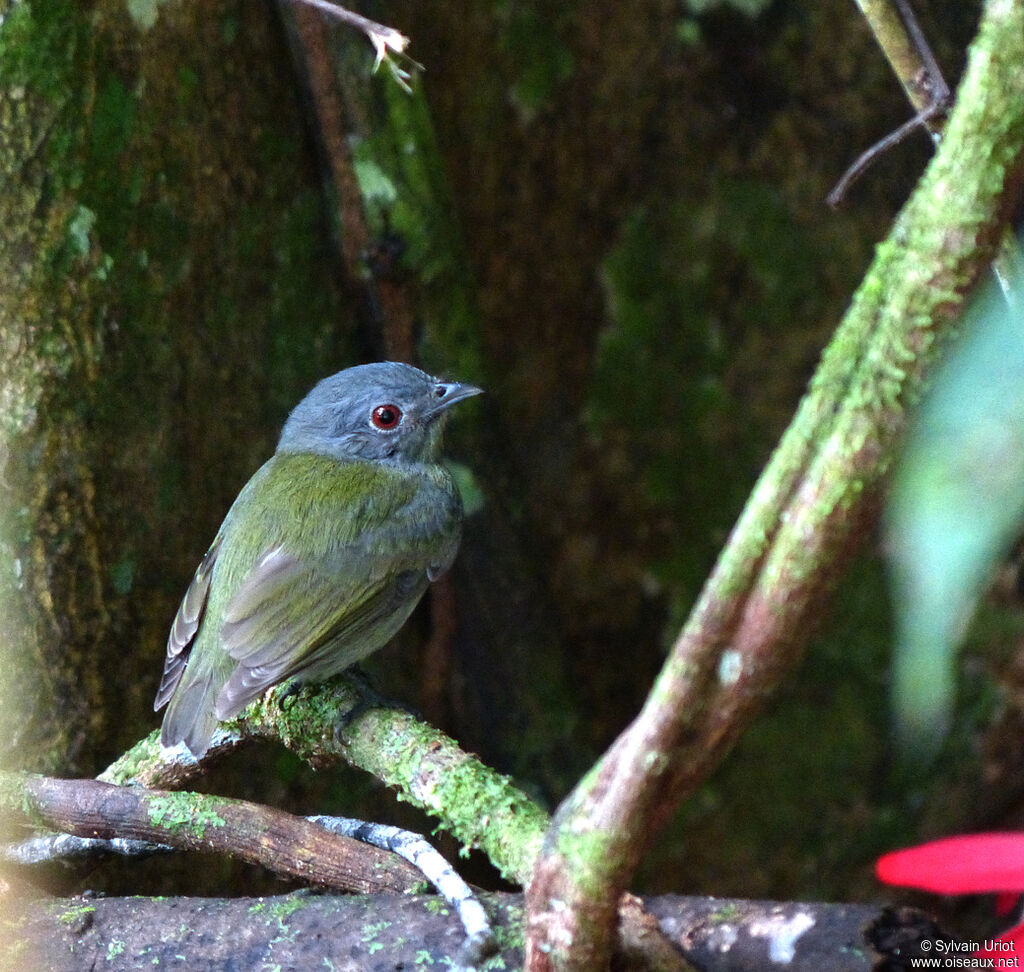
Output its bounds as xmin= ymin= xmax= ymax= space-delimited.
xmin=524 ymin=1 xmax=1024 ymax=968
xmin=853 ymin=0 xmax=950 ymax=118
xmin=99 ymin=676 xmax=551 ymax=887
xmin=90 ymin=683 xmax=689 ymax=968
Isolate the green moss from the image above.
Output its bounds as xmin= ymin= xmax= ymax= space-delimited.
xmin=551 ymin=823 xmax=618 ymax=903
xmin=708 ymin=903 xmax=742 ymax=923
xmin=0 ymin=0 xmax=89 ymax=438
xmin=57 ymin=903 xmax=96 ymax=925
xmin=145 ymin=792 xmax=227 ymax=839
xmin=488 ymin=900 xmax=525 ymax=960
xmin=261 ymin=894 xmax=305 ymax=946
xmin=265 ymin=894 xmax=306 ymax=925
xmin=376 ymin=723 xmax=548 ymax=883
xmin=360 ymin=918 xmax=393 ymax=954
xmin=279 ymin=684 xmax=549 ymax=884
xmin=0 ymin=771 xmax=51 ymax=829
xmin=0 ymin=1 xmax=78 ymax=98
xmin=97 ymin=730 xmax=164 ymax=784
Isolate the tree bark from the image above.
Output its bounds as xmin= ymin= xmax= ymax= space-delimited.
xmin=0 ymin=772 xmax=423 ymax=894
xmin=0 ymin=0 xmax=357 ymax=774
xmin=1 ymin=889 xmax=941 ymax=971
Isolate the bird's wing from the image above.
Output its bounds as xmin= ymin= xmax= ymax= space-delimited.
xmin=213 ymin=535 xmax=438 ymax=721
xmin=158 ymin=456 xmax=461 ymax=744
xmin=153 ymin=535 xmax=222 ymax=712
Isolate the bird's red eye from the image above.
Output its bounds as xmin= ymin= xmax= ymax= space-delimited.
xmin=371 ymin=404 xmax=403 ymax=429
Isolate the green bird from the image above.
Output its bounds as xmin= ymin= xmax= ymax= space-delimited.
xmin=154 ymin=361 xmax=482 ymax=757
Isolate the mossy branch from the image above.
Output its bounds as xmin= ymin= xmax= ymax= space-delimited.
xmin=97 ymin=683 xmax=689 ymax=968
xmin=0 ymin=769 xmax=422 ymax=893
xmin=524 ymin=1 xmax=1024 ymax=968
xmin=100 ymin=676 xmax=550 ymax=887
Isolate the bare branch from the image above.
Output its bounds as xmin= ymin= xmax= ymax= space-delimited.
xmin=827 ymin=97 xmax=946 ymax=207
xmin=311 ymin=815 xmax=497 ymax=968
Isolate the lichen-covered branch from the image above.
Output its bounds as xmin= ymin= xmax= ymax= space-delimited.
xmin=524 ymin=1 xmax=1024 ymax=968
xmin=99 ymin=677 xmax=550 ymax=887
xmin=0 ymin=770 xmax=422 ymax=894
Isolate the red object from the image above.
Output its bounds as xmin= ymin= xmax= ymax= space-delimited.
xmin=877 ymin=833 xmax=1024 ymax=961
xmin=877 ymin=833 xmax=1024 ymax=894
xmin=976 ymin=925 xmax=1024 ymax=961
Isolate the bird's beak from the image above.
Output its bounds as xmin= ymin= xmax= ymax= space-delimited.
xmin=426 ymin=381 xmax=484 ymax=418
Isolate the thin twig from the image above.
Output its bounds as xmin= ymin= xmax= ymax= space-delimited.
xmin=830 ymin=0 xmax=951 ymax=205
xmin=894 ymin=0 xmax=949 ymax=108
xmin=289 ymin=0 xmax=422 ymax=91
xmin=827 ymin=97 xmax=946 ymax=207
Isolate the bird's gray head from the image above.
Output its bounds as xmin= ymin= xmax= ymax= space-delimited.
xmin=277 ymin=362 xmax=482 ymax=463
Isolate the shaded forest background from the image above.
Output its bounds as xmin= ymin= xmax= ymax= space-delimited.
xmin=1 ymin=0 xmax=1011 ymax=912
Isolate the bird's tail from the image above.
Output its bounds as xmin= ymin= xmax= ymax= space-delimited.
xmin=159 ymin=670 xmax=219 ymax=758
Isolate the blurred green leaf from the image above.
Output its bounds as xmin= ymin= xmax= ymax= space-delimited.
xmin=887 ymin=265 xmax=1024 ymax=759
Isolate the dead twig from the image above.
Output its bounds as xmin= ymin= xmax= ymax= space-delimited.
xmin=289 ymin=0 xmax=422 ymax=91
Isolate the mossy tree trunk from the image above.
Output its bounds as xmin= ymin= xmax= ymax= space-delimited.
xmin=0 ymin=1 xmax=357 ymax=773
